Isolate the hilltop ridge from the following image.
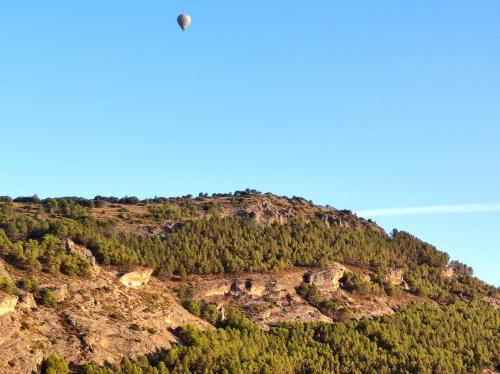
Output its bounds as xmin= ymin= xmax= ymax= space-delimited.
xmin=3 ymin=190 xmax=381 ymax=234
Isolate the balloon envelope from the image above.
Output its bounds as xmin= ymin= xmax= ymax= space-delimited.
xmin=177 ymin=14 xmax=192 ymax=31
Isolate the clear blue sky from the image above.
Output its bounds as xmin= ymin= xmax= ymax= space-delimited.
xmin=1 ymin=1 xmax=499 ymax=285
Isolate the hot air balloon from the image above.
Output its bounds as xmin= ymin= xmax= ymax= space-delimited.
xmin=177 ymin=14 xmax=192 ymax=31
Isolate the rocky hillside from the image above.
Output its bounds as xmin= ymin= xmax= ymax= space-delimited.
xmin=0 ymin=192 xmax=498 ymax=373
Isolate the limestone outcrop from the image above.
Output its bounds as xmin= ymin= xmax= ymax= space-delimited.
xmin=0 ymin=268 xmax=210 ymax=374
xmin=200 ymin=280 xmax=233 ymax=297
xmin=386 ymin=268 xmax=404 ymax=285
xmin=0 ymin=292 xmax=18 ymax=317
xmin=198 ymin=278 xmax=268 ymax=298
xmin=304 ymin=262 xmax=346 ymax=291
xmin=236 ymin=201 xmax=293 ymax=225
xmin=50 ymin=284 xmax=68 ymax=302
xmin=317 ymin=213 xmax=343 ymax=227
xmin=117 ymin=268 xmax=154 ymax=288
xmin=385 ymin=268 xmax=409 ymax=290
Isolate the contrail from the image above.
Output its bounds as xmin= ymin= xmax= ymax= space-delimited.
xmin=357 ymin=203 xmax=500 ymax=217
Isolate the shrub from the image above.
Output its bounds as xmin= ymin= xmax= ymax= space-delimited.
xmin=18 ymin=278 xmax=40 ymax=293
xmin=129 ymin=323 xmax=141 ymax=331
xmin=200 ymin=302 xmax=220 ymax=325
xmin=39 ymin=288 xmax=58 ymax=307
xmin=0 ymin=275 xmax=14 ymax=294
xmin=182 ymin=299 xmax=201 ymax=317
xmin=41 ymin=354 xmax=69 ymax=374
xmin=341 ymin=272 xmax=383 ymax=295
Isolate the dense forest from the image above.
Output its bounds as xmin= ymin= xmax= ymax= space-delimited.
xmin=40 ymin=300 xmax=499 ymax=374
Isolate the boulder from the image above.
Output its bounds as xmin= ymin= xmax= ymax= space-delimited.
xmin=50 ymin=284 xmax=68 ymax=302
xmin=0 ymin=291 xmax=18 ymax=316
xmin=304 ymin=262 xmax=345 ymax=291
xmin=117 ymin=269 xmax=154 ymax=288
xmin=17 ymin=292 xmax=37 ymax=310
xmin=385 ymin=268 xmax=410 ymax=290
xmin=386 ymin=268 xmax=404 ymax=286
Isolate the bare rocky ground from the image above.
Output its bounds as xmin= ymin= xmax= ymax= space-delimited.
xmin=187 ymin=263 xmax=430 ymax=328
xmin=0 ymin=261 xmax=210 ymax=374
xmin=0 ymin=257 xmax=435 ymax=373
xmin=189 ymin=268 xmax=334 ymax=327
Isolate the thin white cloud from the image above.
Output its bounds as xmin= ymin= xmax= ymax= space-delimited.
xmin=357 ymin=203 xmax=500 ymax=217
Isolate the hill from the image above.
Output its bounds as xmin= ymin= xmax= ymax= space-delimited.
xmin=0 ymin=192 xmax=498 ymax=373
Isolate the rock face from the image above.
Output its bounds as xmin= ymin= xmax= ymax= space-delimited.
xmin=229 ymin=279 xmax=267 ymax=297
xmin=385 ymin=268 xmax=409 ymax=290
xmin=200 ymin=280 xmax=233 ymax=297
xmin=304 ymin=263 xmax=346 ymax=291
xmin=200 ymin=279 xmax=268 ymax=298
xmin=236 ymin=201 xmax=293 ymax=226
xmin=0 ymin=292 xmax=18 ymax=316
xmin=386 ymin=268 xmax=404 ymax=285
xmin=66 ymin=239 xmax=98 ymax=272
xmin=118 ymin=269 xmax=154 ymax=288
xmin=192 ymin=268 xmax=333 ymax=328
xmin=317 ymin=213 xmax=343 ymax=228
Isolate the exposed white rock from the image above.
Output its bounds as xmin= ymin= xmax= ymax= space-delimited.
xmin=217 ymin=303 xmax=226 ymax=321
xmin=244 ymin=279 xmax=266 ymax=296
xmin=200 ymin=280 xmax=233 ymax=297
xmin=386 ymin=268 xmax=404 ymax=285
xmin=385 ymin=268 xmax=410 ymax=290
xmin=0 ymin=292 xmax=18 ymax=316
xmin=117 ymin=269 xmax=154 ymax=288
xmin=17 ymin=292 xmax=37 ymax=310
xmin=50 ymin=284 xmax=68 ymax=303
xmin=304 ymin=262 xmax=346 ymax=291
